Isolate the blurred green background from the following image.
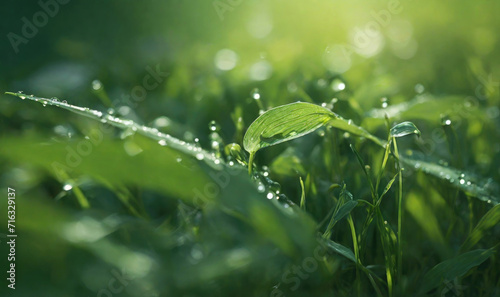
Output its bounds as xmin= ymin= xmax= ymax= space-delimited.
xmin=1 ymin=0 xmax=499 ymax=296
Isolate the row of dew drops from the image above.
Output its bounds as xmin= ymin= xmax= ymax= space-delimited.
xmin=15 ymin=86 xmax=291 ymax=205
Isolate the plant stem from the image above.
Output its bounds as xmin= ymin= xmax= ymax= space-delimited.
xmin=248 ymin=152 xmax=255 ymax=175
xmin=392 ymin=137 xmax=403 ymax=289
xmin=347 ymin=214 xmax=361 ymax=296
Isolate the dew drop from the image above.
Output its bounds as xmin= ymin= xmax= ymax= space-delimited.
xmin=257 ymin=182 xmax=266 ymax=193
xmin=63 ymin=183 xmax=73 ymax=191
xmin=251 ymin=88 xmax=261 ymax=100
xmin=209 ymin=120 xmax=220 ymax=132
xmin=196 ymin=153 xmax=205 ymax=160
xmin=459 ymin=179 xmax=465 ymax=185
xmin=262 ymin=165 xmax=270 ymax=177
xmin=381 ymin=97 xmax=389 ymax=108
xmin=441 ymin=117 xmax=452 ymax=126
xmin=331 ymin=78 xmax=346 ymax=92
xmin=92 ymin=79 xmax=103 ymax=91
xmin=158 ymin=140 xmax=167 ymax=146
xmin=266 ymin=192 xmax=274 ymax=199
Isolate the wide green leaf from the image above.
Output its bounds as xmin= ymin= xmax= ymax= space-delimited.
xmin=243 ymin=102 xmax=385 ymax=156
xmin=0 ymin=136 xmax=210 ymax=204
xmin=390 ymin=121 xmax=421 ymax=138
xmin=243 ymin=102 xmax=333 ymax=154
xmin=421 ymin=248 xmax=495 ymax=293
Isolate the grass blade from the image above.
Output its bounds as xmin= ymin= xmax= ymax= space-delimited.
xmin=243 ymin=102 xmax=333 ymax=154
xmin=421 ymin=248 xmax=495 ymax=293
xmin=390 ymin=121 xmax=421 ymax=138
xmin=243 ymin=102 xmax=386 ymax=155
xmin=5 ymin=92 xmax=221 ymax=167
xmin=324 ymin=239 xmax=357 ymax=263
xmin=461 ymin=204 xmax=500 ymax=251
xmin=401 ymin=152 xmax=499 ymax=205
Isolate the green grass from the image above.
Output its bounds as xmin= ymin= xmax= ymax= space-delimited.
xmin=2 ymin=87 xmax=498 ymax=296
xmin=1 ymin=1 xmax=500 ymax=296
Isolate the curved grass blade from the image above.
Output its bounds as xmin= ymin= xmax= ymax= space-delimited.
xmin=243 ymin=102 xmax=334 ymax=154
xmin=390 ymin=121 xmax=420 ymax=138
xmin=324 ymin=239 xmax=357 ymax=263
xmin=461 ymin=204 xmax=500 ymax=251
xmin=0 ymin=136 xmax=210 ymax=204
xmin=5 ymin=92 xmax=221 ymax=168
xmin=329 ymin=116 xmax=385 ymax=147
xmin=421 ymin=248 xmax=495 ymax=293
xmin=323 ymin=200 xmax=358 ymax=239
xmin=401 ymin=152 xmax=499 ymax=205
xmin=243 ymin=102 xmax=385 ymax=173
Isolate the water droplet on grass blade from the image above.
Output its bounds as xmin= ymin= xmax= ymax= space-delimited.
xmin=381 ymin=97 xmax=389 ymax=108
xmin=331 ymin=78 xmax=346 ymax=92
xmin=92 ymin=80 xmax=103 ymax=91
xmin=251 ymin=88 xmax=261 ymax=100
xmin=257 ymin=182 xmax=265 ymax=193
xmin=209 ymin=120 xmax=220 ymax=132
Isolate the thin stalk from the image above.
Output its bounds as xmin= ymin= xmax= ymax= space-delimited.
xmin=360 ymin=265 xmax=384 ymax=297
xmin=347 ymin=214 xmax=361 ymax=296
xmin=392 ymin=136 xmax=403 ymax=289
xmin=248 ymin=152 xmax=255 ymax=175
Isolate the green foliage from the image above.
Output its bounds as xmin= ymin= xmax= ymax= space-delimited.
xmin=1 ymin=1 xmax=500 ymax=296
